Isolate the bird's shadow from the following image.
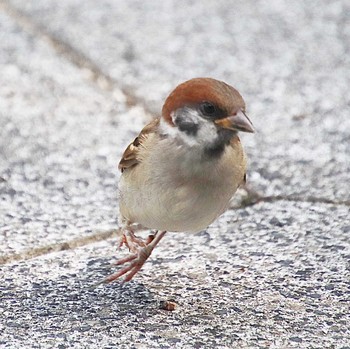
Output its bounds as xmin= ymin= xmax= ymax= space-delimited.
xmin=2 ymin=257 xmax=163 ymax=332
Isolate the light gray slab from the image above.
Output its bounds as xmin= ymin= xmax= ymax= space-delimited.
xmin=0 ymin=11 xmax=147 ymax=257
xmin=1 ymin=201 xmax=349 ymax=348
xmin=0 ymin=3 xmax=349 ymax=347
xmin=4 ymin=0 xmax=350 ymax=201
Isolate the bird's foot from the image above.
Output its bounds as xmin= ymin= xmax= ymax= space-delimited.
xmin=105 ymin=230 xmax=166 ymax=283
xmin=117 ymin=229 xmax=147 ymax=253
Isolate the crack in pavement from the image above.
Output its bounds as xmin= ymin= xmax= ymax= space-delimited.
xmin=1 ymin=192 xmax=348 ymax=266
xmin=238 ymin=186 xmax=350 ymax=208
xmin=258 ymin=195 xmax=350 ymax=207
xmin=0 ymin=229 xmax=120 ymax=265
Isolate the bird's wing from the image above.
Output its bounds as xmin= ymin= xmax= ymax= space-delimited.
xmin=118 ymin=117 xmax=160 ymax=172
xmin=230 ymin=135 xmax=247 ymax=186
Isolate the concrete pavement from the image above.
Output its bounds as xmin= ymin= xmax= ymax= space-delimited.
xmin=0 ymin=1 xmax=349 ymax=348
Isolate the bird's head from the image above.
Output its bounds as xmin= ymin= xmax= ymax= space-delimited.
xmin=160 ymin=78 xmax=254 ymax=156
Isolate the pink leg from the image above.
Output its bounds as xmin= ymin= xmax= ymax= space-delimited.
xmin=117 ymin=229 xmax=147 ymax=253
xmin=105 ymin=230 xmax=167 ymax=283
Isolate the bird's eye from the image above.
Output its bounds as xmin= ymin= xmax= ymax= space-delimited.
xmin=200 ymin=102 xmax=217 ymax=116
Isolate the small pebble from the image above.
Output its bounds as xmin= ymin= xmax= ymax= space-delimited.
xmin=159 ymin=299 xmax=177 ymax=311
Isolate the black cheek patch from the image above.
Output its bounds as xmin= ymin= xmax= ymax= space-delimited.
xmin=204 ymin=129 xmax=234 ymax=158
xmin=204 ymin=143 xmax=226 ymax=157
xmin=175 ymin=117 xmax=199 ymax=136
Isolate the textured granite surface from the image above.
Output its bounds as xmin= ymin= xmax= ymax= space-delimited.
xmin=0 ymin=1 xmax=349 ymax=348
xmin=4 ymin=0 xmax=350 ymax=203
xmin=0 ymin=11 xmax=146 ymax=257
xmin=1 ymin=201 xmax=349 ymax=348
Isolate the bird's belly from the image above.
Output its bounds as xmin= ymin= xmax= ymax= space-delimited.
xmin=119 ymin=176 xmax=237 ymax=233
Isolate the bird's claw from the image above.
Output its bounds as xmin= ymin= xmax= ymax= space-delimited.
xmin=104 ymin=230 xmax=166 ymax=283
xmin=105 ymin=248 xmax=149 ymax=283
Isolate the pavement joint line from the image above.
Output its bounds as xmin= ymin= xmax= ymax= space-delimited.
xmin=1 ymin=193 xmax=347 ymax=266
xmin=260 ymin=195 xmax=350 ymax=206
xmin=236 ymin=185 xmax=350 ymax=208
xmin=239 ymin=194 xmax=350 ymax=208
xmin=0 ymin=228 xmax=120 ymax=265
xmin=0 ymin=0 xmax=155 ymax=117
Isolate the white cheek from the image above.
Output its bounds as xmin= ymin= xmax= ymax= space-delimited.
xmin=159 ymin=117 xmax=178 ymax=138
xmin=196 ymin=121 xmax=218 ymax=146
xmin=160 ymin=108 xmax=218 ymax=148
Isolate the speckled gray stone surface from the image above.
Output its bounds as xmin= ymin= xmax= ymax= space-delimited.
xmin=1 ymin=201 xmax=349 ymax=348
xmin=0 ymin=11 xmax=146 ymax=256
xmin=6 ymin=0 xmax=350 ymax=202
xmin=0 ymin=0 xmax=350 ymax=348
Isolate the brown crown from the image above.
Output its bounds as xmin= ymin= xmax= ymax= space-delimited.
xmin=162 ymin=78 xmax=245 ymax=125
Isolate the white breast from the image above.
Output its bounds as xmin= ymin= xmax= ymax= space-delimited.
xmin=119 ymin=133 xmax=246 ymax=233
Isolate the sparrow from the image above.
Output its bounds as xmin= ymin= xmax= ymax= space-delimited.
xmin=105 ymin=77 xmax=254 ymax=283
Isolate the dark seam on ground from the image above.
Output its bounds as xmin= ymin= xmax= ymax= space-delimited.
xmin=258 ymin=195 xmax=350 ymax=207
xmin=0 ymin=229 xmax=119 ymax=265
xmin=236 ymin=185 xmax=350 ymax=208
xmin=1 ymin=193 xmax=348 ymax=265
xmin=236 ymin=191 xmax=350 ymax=208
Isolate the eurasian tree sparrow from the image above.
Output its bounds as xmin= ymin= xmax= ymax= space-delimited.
xmin=105 ymin=78 xmax=254 ymax=283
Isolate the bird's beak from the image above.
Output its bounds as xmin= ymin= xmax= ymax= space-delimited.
xmin=215 ymin=109 xmax=255 ymax=133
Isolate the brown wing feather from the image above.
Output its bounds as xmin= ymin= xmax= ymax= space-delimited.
xmin=118 ymin=117 xmax=160 ymax=172
xmin=230 ymin=135 xmax=247 ymax=187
